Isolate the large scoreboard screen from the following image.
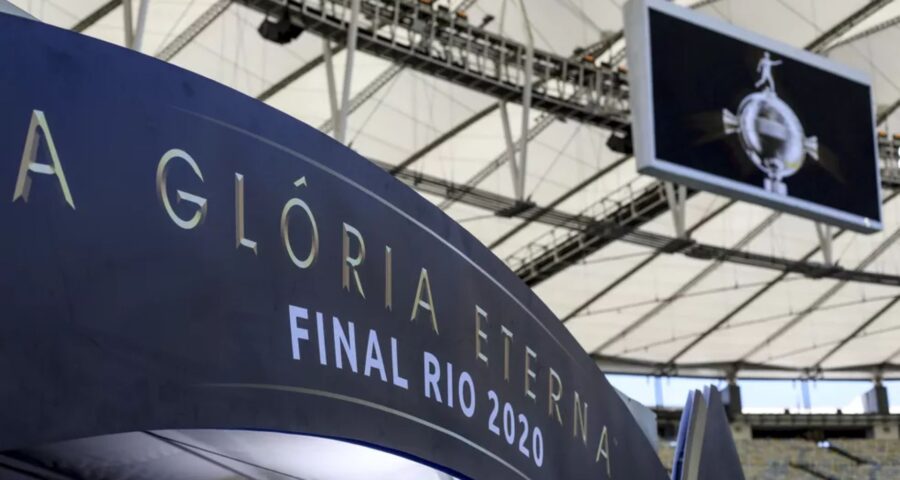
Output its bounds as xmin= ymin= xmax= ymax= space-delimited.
xmin=625 ymin=0 xmax=882 ymax=233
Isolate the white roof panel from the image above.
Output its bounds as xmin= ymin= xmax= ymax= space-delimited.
xmin=13 ymin=0 xmax=900 ymax=379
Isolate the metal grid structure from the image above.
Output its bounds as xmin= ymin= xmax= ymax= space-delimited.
xmin=241 ymin=0 xmax=632 ymax=129
xmin=13 ymin=0 xmax=900 ymax=382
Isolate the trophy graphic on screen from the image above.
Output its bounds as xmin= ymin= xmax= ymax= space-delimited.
xmin=722 ymin=51 xmax=819 ymax=195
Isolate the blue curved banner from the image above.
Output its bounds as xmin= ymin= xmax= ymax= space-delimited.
xmin=0 ymin=13 xmax=667 ymax=479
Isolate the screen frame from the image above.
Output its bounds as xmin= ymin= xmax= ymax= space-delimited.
xmin=625 ymin=0 xmax=883 ymax=233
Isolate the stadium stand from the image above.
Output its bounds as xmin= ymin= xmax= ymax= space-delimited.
xmin=658 ymin=439 xmax=900 ymax=479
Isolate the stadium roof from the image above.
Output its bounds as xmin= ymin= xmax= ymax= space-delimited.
xmin=11 ymin=0 xmax=900 ymax=380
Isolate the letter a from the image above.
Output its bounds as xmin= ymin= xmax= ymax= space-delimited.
xmin=13 ymin=110 xmax=75 ymax=209
xmin=410 ymin=268 xmax=439 ymax=335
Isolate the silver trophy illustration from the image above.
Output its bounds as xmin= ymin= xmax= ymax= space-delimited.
xmin=722 ymin=51 xmax=818 ymax=195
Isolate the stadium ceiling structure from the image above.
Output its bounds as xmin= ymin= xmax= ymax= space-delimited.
xmin=14 ymin=0 xmax=900 ymax=380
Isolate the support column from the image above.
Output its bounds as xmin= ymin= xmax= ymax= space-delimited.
xmin=336 ymin=0 xmax=362 ymax=144
xmin=654 ymin=375 xmax=664 ymax=408
xmin=801 ymin=379 xmax=812 ymax=411
xmin=499 ymin=102 xmax=523 ymax=200
xmin=863 ymin=378 xmax=890 ymax=414
xmin=815 ymin=222 xmax=834 ymax=267
xmin=132 ymin=0 xmax=151 ymax=52
xmin=664 ymin=182 xmax=687 ymax=238
xmin=720 ymin=371 xmax=749 ymax=439
xmin=516 ymin=0 xmax=534 ymax=200
xmin=323 ymin=39 xmax=340 ymax=126
xmin=866 ymin=377 xmax=898 ymax=439
xmin=123 ymin=0 xmax=135 ymax=48
xmin=720 ymin=374 xmax=743 ymax=420
xmin=122 ymin=0 xmax=151 ymax=52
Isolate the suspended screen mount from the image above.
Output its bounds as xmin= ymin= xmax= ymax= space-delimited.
xmin=625 ymin=0 xmax=883 ymax=233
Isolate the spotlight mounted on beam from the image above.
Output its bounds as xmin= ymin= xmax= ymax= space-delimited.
xmin=258 ymin=8 xmax=304 ymax=45
xmin=606 ymin=128 xmax=633 ymax=155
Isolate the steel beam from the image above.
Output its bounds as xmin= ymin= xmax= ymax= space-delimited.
xmin=72 ymin=0 xmax=121 ymax=32
xmin=508 ymin=180 xmax=689 ymax=286
xmin=319 ymin=63 xmax=403 ymax=133
xmin=515 ymin=0 xmax=535 ymax=201
xmin=492 ymin=154 xmax=633 ymax=252
xmin=376 ymin=159 xmax=591 ymax=229
xmin=579 ymin=31 xmax=623 ymax=59
xmin=561 ymin=199 xmax=735 ymax=323
xmin=595 ymin=212 xmax=781 ymax=354
xmin=739 ymin=225 xmax=900 ymax=362
xmin=496 ymin=170 xmax=898 ymax=289
xmin=626 ymin=230 xmax=900 ymax=286
xmin=380 ymin=159 xmax=900 ymax=287
xmin=335 ymin=0 xmax=362 ymax=144
xmin=759 ymin=310 xmax=900 ymax=365
xmin=398 ymin=36 xmax=613 ymax=198
xmin=257 ymin=43 xmax=345 ymax=101
xmin=499 ymin=101 xmax=523 ymax=199
xmin=561 ymin=254 xmax=661 ymax=323
xmin=882 ymin=342 xmax=900 ymax=365
xmin=323 ymin=38 xmax=341 ymax=128
xmin=593 ymin=354 xmax=900 ymax=379
xmin=805 ymin=0 xmax=894 ymax=53
xmin=272 ymin=1 xmax=732 ymax=232
xmin=236 ymin=0 xmax=630 ymax=131
xmin=438 ymin=111 xmax=556 ymax=209
xmin=156 ymin=0 xmax=232 ymax=61
xmin=319 ymin=0 xmax=487 ymax=146
xmin=812 ymin=296 xmax=900 ymax=369
xmin=826 ymin=12 xmax=900 ymax=52
xmin=390 ymin=103 xmax=498 ymax=175
xmin=666 ymin=236 xmax=845 ymax=368
xmin=591 ymin=355 xmax=796 ymax=378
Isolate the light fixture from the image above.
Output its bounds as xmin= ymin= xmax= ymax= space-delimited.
xmin=258 ymin=8 xmax=304 ymax=44
xmin=606 ymin=128 xmax=633 ymax=155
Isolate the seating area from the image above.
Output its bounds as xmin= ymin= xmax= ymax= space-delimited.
xmin=657 ymin=439 xmax=900 ymax=479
